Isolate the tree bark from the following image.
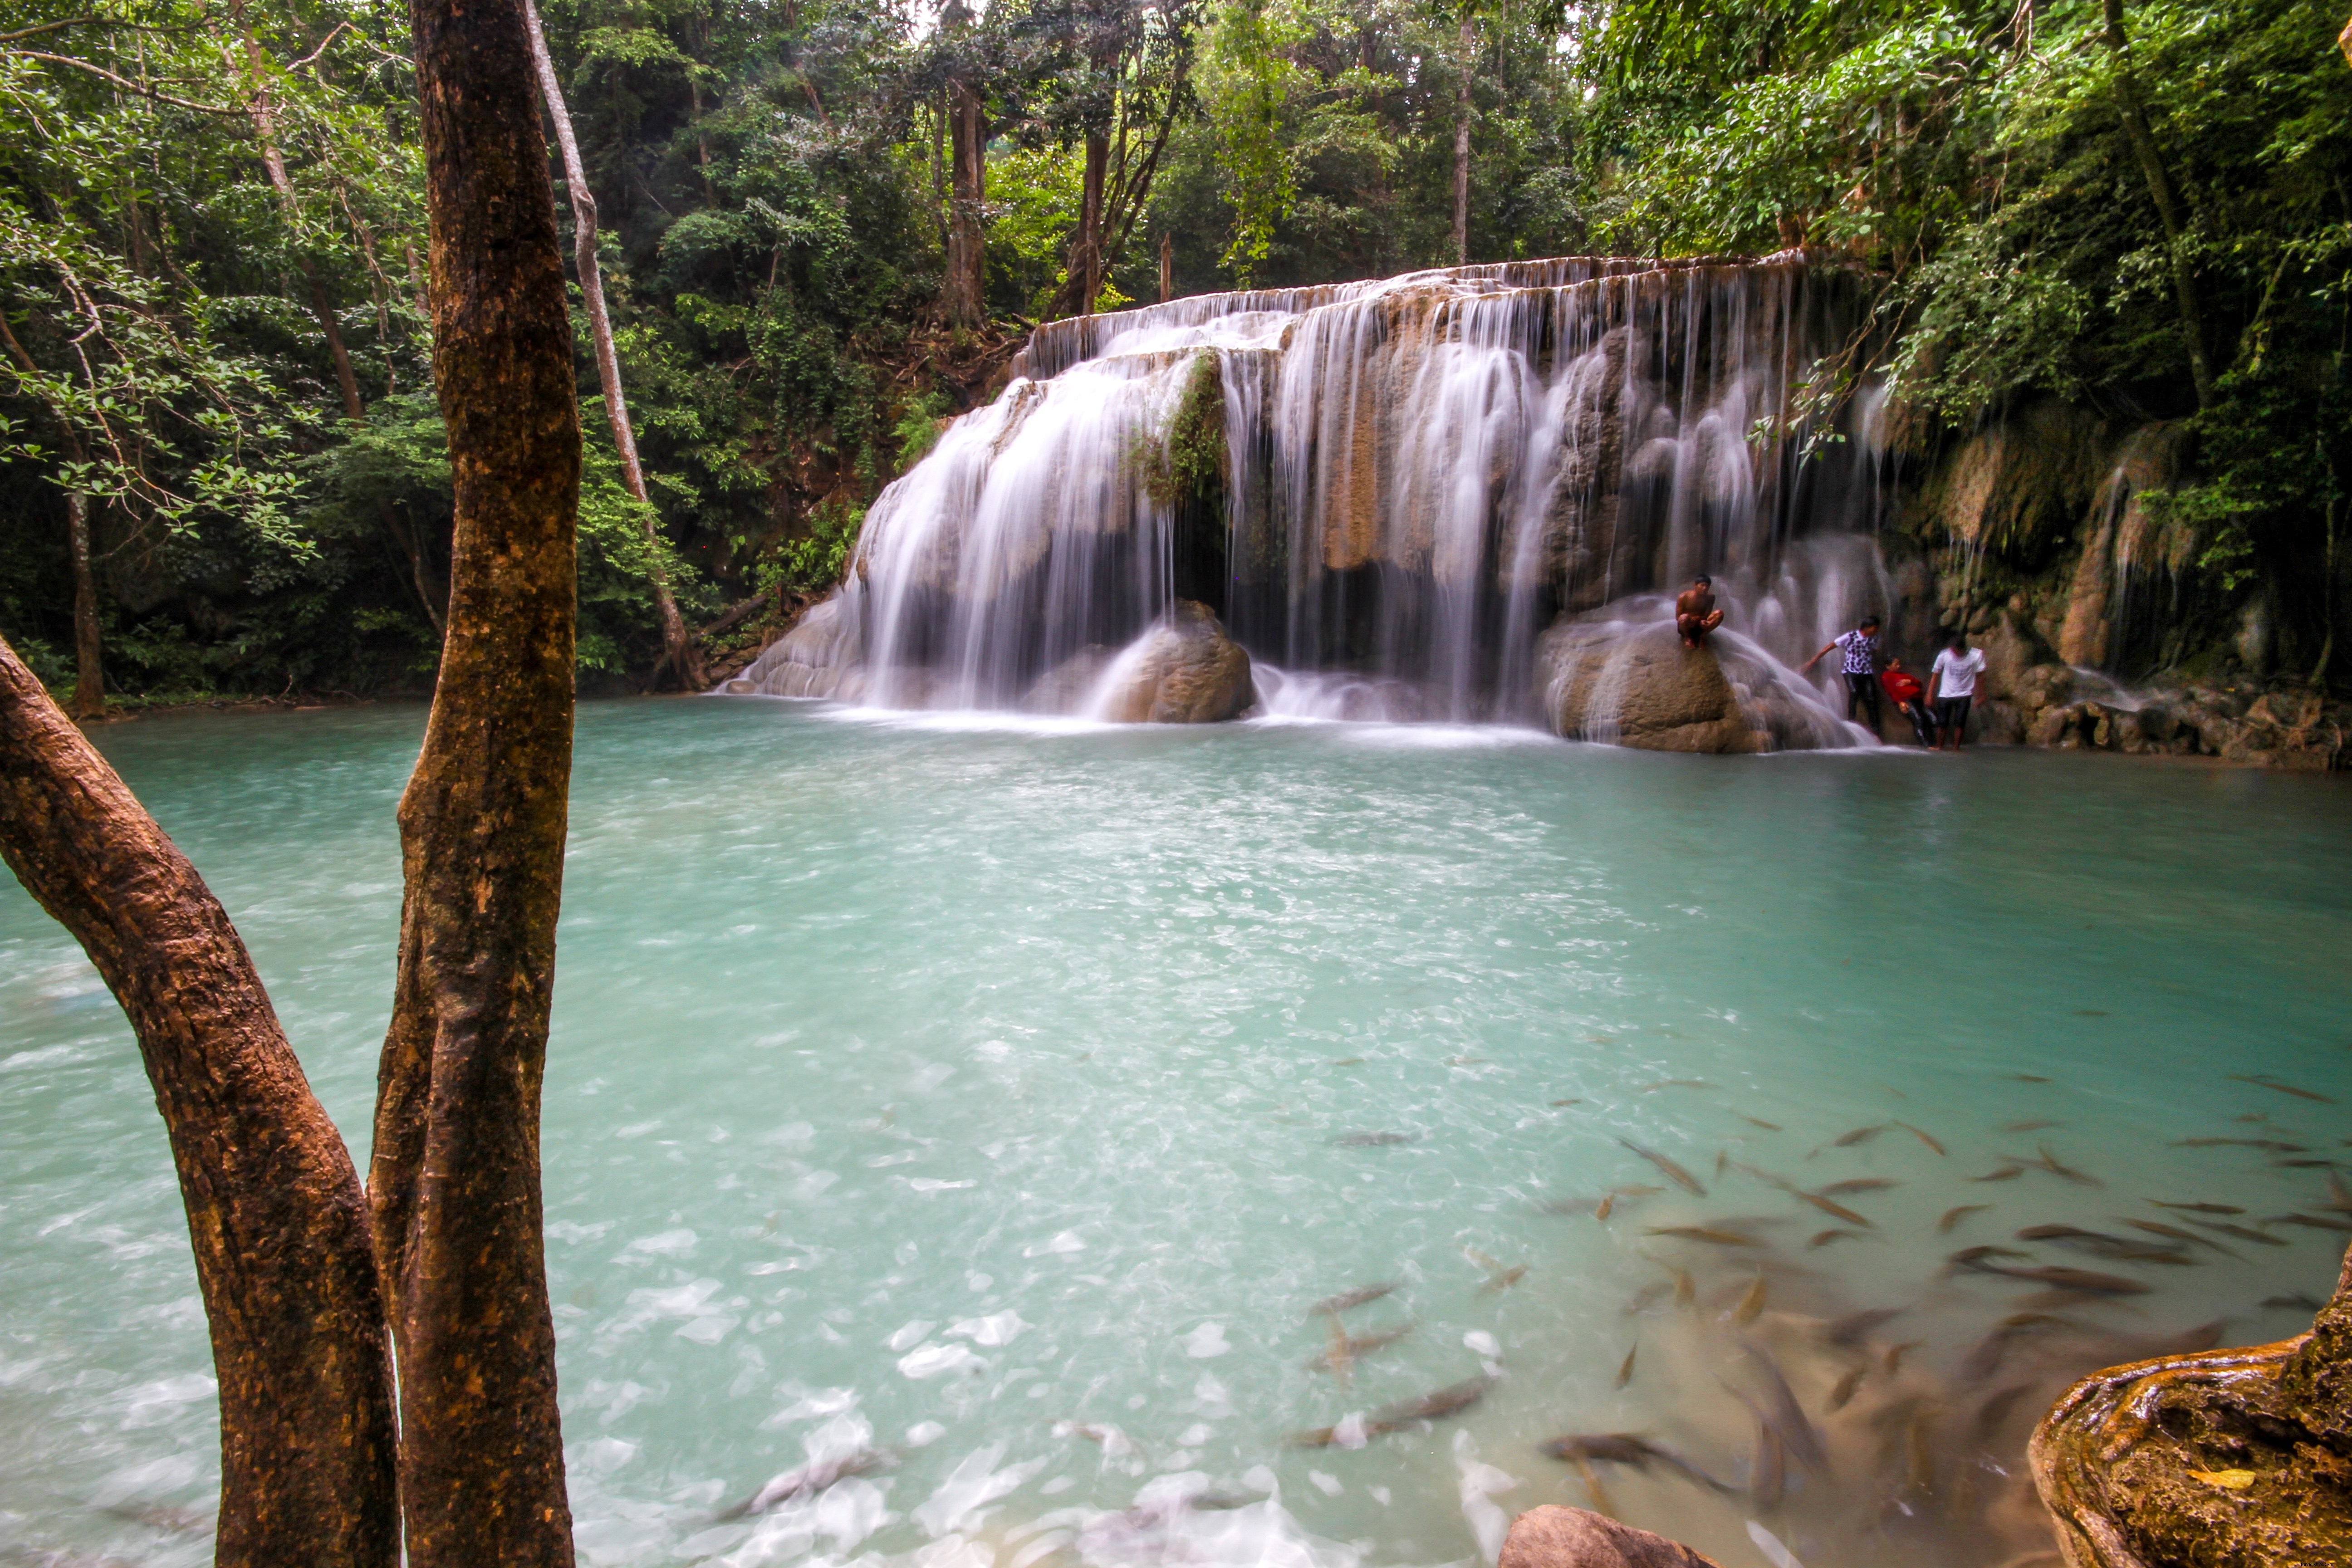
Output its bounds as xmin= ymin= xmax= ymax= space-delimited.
xmin=66 ymin=490 xmax=105 ymax=717
xmin=371 ymin=0 xmax=582 ymax=1558
xmin=1160 ymin=230 xmax=1172 ymax=303
xmin=946 ymin=70 xmax=987 ymax=328
xmin=1452 ymin=13 xmax=1473 ymax=268
xmin=1065 ymin=128 xmax=1108 ymax=316
xmin=242 ymin=35 xmax=367 ymax=424
xmin=2099 ymin=0 xmax=2215 ymax=409
xmin=521 ymin=0 xmax=698 ymax=688
xmin=0 ymin=636 xmax=398 ymax=1568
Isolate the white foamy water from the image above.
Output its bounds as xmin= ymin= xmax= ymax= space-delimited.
xmin=0 ymin=701 xmax=2347 ymax=1568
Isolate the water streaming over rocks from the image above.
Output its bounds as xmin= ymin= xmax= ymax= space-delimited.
xmin=732 ymin=256 xmax=1894 ymax=745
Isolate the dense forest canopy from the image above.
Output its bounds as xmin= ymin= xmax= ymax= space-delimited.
xmin=2 ymin=0 xmax=2346 ymax=702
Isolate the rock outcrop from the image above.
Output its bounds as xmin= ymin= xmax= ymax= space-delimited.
xmin=1086 ymin=601 xmax=1255 ymax=723
xmin=2031 ymin=1246 xmax=2352 ymax=1568
xmin=1499 ymin=1506 xmax=1723 ymax=1568
xmin=1539 ymin=618 xmax=1852 ymax=753
xmin=726 ymin=598 xmax=866 ymax=701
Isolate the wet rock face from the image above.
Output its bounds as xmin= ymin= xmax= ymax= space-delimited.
xmin=1541 ymin=621 xmax=1762 ymax=754
xmin=1500 ymin=1506 xmax=1723 ymax=1568
xmin=2032 ymin=1250 xmax=2352 ymax=1568
xmin=1538 ymin=619 xmax=1850 ymax=754
xmin=729 ymin=598 xmax=867 ymax=701
xmin=1091 ymin=601 xmax=1254 ymax=723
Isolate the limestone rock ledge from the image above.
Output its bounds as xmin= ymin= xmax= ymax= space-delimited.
xmin=1499 ymin=1506 xmax=1723 ymax=1568
xmin=2030 ymin=1246 xmax=2352 ymax=1568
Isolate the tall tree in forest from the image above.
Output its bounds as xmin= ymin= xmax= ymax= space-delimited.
xmin=0 ymin=0 xmax=582 ymax=1561
xmin=371 ymin=0 xmax=581 ymax=1547
xmin=943 ymin=0 xmax=990 ymax=327
xmin=2099 ymin=0 xmax=2216 ymax=408
xmin=234 ymin=10 xmax=368 ymax=425
xmin=521 ymin=0 xmax=696 ymax=686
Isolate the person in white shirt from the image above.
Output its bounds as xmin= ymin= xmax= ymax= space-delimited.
xmin=1927 ymin=630 xmax=1989 ymax=751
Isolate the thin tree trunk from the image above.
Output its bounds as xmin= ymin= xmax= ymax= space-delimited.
xmin=1160 ymin=230 xmax=1171 ymax=302
xmin=0 ymin=637 xmax=398 ymax=1568
xmin=0 ymin=312 xmax=108 ymax=717
xmin=1452 ymin=14 xmax=1473 ymax=267
xmin=242 ymin=37 xmax=367 ymax=424
xmin=2099 ymin=0 xmax=2215 ymax=409
xmin=522 ymin=0 xmax=697 ymax=687
xmin=946 ymin=72 xmax=986 ymax=328
xmin=372 ymin=0 xmax=582 ymax=1557
xmin=66 ymin=491 xmax=105 ymax=717
xmin=1066 ymin=129 xmax=1108 ymax=316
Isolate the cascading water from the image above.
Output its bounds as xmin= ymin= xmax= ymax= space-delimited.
xmin=734 ymin=254 xmax=1898 ymax=746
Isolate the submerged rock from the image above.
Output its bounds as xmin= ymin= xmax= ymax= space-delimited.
xmin=1088 ymin=601 xmax=1255 ymax=723
xmin=2031 ymin=1247 xmax=2352 ymax=1567
xmin=1500 ymin=1506 xmax=1723 ymax=1568
xmin=1537 ymin=618 xmax=1852 ymax=754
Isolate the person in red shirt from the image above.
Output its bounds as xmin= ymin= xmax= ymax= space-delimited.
xmin=1879 ymin=657 xmax=1935 ymax=746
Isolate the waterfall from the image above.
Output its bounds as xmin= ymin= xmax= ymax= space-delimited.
xmin=734 ymin=253 xmax=1897 ymax=746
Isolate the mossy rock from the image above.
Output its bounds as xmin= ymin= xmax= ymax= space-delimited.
xmin=2032 ymin=1248 xmax=2352 ymax=1567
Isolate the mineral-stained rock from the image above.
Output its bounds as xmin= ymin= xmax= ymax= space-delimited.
xmin=1091 ymin=600 xmax=1255 ymax=723
xmin=2031 ymin=1246 xmax=2352 ymax=1568
xmin=1538 ymin=618 xmax=1849 ymax=753
xmin=729 ymin=598 xmax=867 ymax=701
xmin=1539 ymin=620 xmax=1761 ymax=754
xmin=1499 ymin=1506 xmax=1723 ymax=1568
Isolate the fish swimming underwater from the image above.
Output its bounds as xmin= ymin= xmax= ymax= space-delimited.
xmin=720 ymin=1449 xmax=897 ymax=1519
xmin=1620 ymin=1139 xmax=1707 ymax=1197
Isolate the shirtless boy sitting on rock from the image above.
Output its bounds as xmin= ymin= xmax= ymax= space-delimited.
xmin=1675 ymin=576 xmax=1724 ymax=648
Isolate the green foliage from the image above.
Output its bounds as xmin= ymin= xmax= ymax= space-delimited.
xmin=757 ymin=499 xmax=865 ymax=598
xmin=1199 ymin=0 xmax=1299 ymax=282
xmin=894 ymin=391 xmax=952 ymax=470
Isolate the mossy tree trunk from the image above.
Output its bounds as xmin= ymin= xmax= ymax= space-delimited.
xmin=365 ymin=0 xmax=583 ymax=1557
xmin=0 ymin=638 xmax=399 ymax=1568
xmin=0 ymin=0 xmax=582 ymax=1559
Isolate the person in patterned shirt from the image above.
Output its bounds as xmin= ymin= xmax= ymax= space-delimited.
xmin=1802 ymin=614 xmax=1884 ymax=734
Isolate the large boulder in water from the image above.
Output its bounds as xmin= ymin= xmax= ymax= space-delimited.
xmin=1091 ymin=601 xmax=1254 ymax=723
xmin=1539 ymin=619 xmax=1763 ymax=753
xmin=1538 ymin=616 xmax=1853 ymax=753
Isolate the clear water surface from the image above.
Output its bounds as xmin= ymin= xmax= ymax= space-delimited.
xmin=2 ymin=699 xmax=2347 ymax=1568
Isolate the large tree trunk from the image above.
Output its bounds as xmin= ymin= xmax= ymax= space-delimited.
xmin=946 ymin=74 xmax=987 ymax=328
xmin=370 ymin=0 xmax=582 ymax=1558
xmin=0 ymin=637 xmax=399 ymax=1568
xmin=2099 ymin=0 xmax=2215 ymax=409
xmin=521 ymin=0 xmax=698 ymax=689
xmin=1452 ymin=14 xmax=1473 ymax=268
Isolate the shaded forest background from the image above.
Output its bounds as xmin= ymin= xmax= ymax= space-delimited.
xmin=1 ymin=0 xmax=2346 ymax=703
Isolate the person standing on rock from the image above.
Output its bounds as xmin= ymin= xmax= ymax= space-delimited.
xmin=1928 ymin=629 xmax=1989 ymax=751
xmin=1802 ymin=614 xmax=1884 ymax=733
xmin=1675 ymin=576 xmax=1724 ymax=647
